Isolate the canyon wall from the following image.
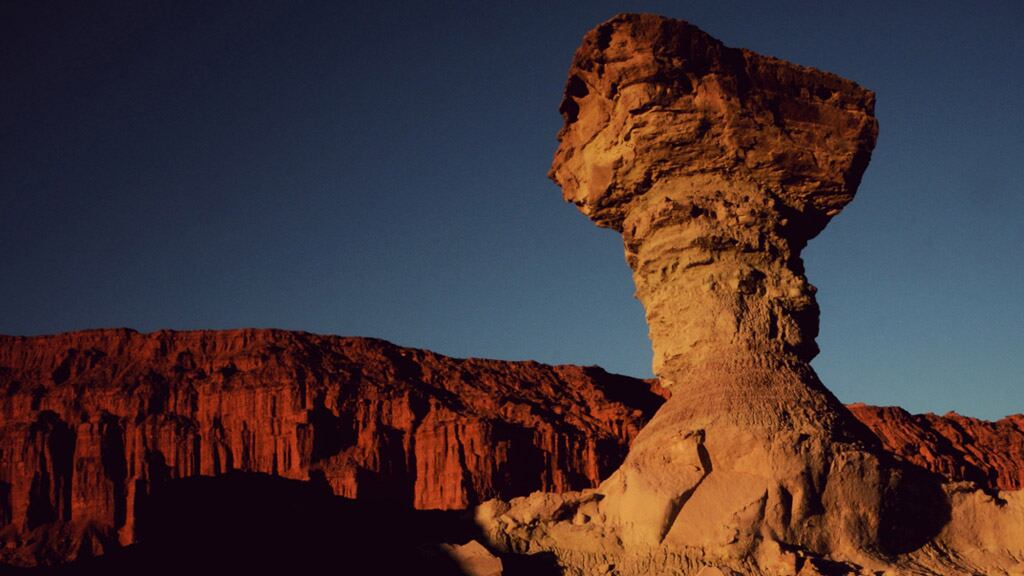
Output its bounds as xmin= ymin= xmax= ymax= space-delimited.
xmin=0 ymin=328 xmax=665 ymax=566
xmin=0 ymin=329 xmax=1020 ymax=569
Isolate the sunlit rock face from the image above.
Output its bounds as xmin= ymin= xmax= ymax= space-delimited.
xmin=848 ymin=404 xmax=1024 ymax=492
xmin=550 ymin=12 xmax=877 ymax=386
xmin=1 ymin=328 xmax=1019 ymax=572
xmin=0 ymin=328 xmax=665 ymax=567
xmin=478 ymin=14 xmax=990 ymax=574
xmin=553 ymin=10 xmax=897 ymax=556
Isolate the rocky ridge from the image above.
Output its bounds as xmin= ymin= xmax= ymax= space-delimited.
xmin=0 ymin=328 xmax=665 ymax=566
xmin=848 ymin=403 xmax=1024 ymax=492
xmin=0 ymin=329 xmax=1020 ymax=571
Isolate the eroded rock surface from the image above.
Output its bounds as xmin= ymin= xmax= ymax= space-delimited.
xmin=477 ymin=13 xmax=1024 ymax=575
xmin=0 ymin=332 xmax=1019 ymax=571
xmin=0 ymin=328 xmax=664 ymax=566
xmin=849 ymin=403 xmax=1024 ymax=492
xmin=2 ymin=13 xmax=1022 ymax=574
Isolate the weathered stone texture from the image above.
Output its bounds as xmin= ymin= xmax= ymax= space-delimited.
xmin=0 ymin=328 xmax=663 ymax=566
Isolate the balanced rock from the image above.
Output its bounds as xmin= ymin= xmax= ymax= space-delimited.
xmin=476 ymin=13 xmax=1018 ymax=574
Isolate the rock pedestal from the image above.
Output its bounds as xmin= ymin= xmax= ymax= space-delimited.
xmin=479 ymin=14 xmax=952 ymax=572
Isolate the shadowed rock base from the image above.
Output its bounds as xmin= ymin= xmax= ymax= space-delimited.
xmin=476 ymin=13 xmax=1024 ymax=575
xmin=0 ymin=473 xmax=562 ymax=576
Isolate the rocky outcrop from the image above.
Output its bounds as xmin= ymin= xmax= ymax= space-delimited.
xmin=0 ymin=328 xmax=665 ymax=566
xmin=477 ymin=13 xmax=1023 ymax=575
xmin=550 ymin=17 xmax=877 ymax=380
xmin=848 ymin=404 xmax=1024 ymax=492
xmin=3 ymin=13 xmax=1022 ymax=574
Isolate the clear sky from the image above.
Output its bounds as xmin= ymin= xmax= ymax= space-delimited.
xmin=2 ymin=1 xmax=1021 ymax=420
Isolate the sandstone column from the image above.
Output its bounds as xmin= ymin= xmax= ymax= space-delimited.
xmin=538 ymin=13 xmax=936 ymax=566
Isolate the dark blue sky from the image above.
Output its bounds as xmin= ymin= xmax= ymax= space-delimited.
xmin=2 ymin=1 xmax=1021 ymax=419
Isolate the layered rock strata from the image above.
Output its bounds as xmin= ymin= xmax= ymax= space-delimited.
xmin=0 ymin=328 xmax=1020 ymax=571
xmin=477 ymin=13 xmax=1023 ymax=575
xmin=2 ymin=13 xmax=1022 ymax=573
xmin=0 ymin=328 xmax=665 ymax=566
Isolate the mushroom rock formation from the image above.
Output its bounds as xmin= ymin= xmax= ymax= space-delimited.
xmin=0 ymin=329 xmax=665 ymax=567
xmin=552 ymin=10 xmax=893 ymax=556
xmin=477 ymin=13 xmax=989 ymax=573
xmin=3 ymin=14 xmax=1022 ymax=573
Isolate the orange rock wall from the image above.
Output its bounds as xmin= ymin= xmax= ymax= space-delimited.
xmin=848 ymin=403 xmax=1024 ymax=492
xmin=0 ymin=328 xmax=1019 ymax=567
xmin=0 ymin=329 xmax=665 ymax=564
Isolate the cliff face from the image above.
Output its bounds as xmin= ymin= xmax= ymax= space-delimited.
xmin=848 ymin=404 xmax=1024 ymax=492
xmin=0 ymin=328 xmax=665 ymax=566
xmin=0 ymin=329 xmax=1020 ymax=570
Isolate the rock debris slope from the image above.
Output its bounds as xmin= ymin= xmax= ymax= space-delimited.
xmin=0 ymin=328 xmax=664 ymax=566
xmin=477 ymin=13 xmax=1024 ymax=575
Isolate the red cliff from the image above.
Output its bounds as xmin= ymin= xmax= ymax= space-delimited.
xmin=0 ymin=329 xmax=665 ymax=566
xmin=848 ymin=403 xmax=1024 ymax=492
xmin=0 ymin=329 xmax=1020 ymax=568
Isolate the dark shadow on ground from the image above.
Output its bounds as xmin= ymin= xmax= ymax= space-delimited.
xmin=2 ymin=472 xmax=561 ymax=575
xmin=878 ymin=459 xmax=953 ymax=556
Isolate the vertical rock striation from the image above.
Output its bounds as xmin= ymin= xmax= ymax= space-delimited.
xmin=0 ymin=329 xmax=664 ymax=566
xmin=1 ymin=327 xmax=1018 ymax=571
